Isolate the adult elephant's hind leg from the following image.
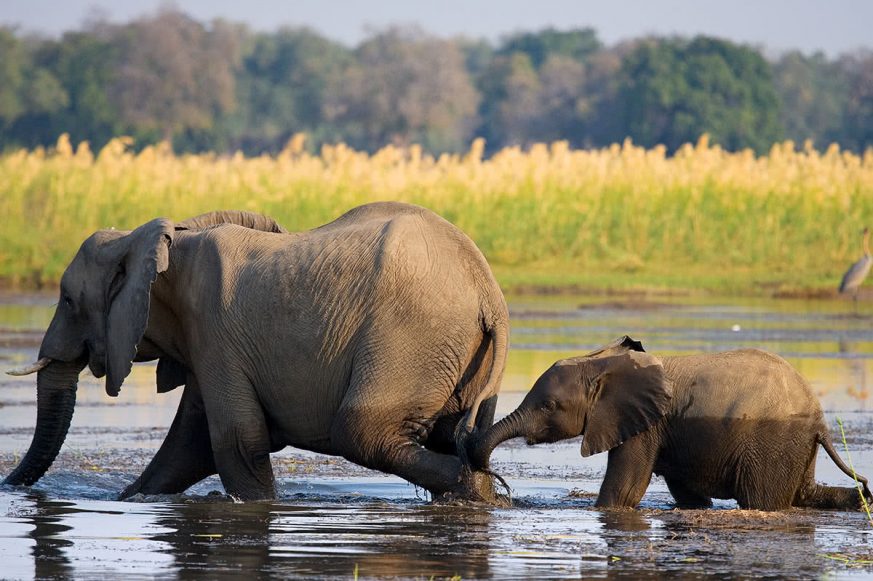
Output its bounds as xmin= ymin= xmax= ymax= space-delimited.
xmin=331 ymin=366 xmax=473 ymax=499
xmin=119 ymin=375 xmax=216 ymax=499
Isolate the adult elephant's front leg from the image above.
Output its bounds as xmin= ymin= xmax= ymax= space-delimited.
xmin=202 ymin=369 xmax=276 ymax=501
xmin=119 ymin=375 xmax=216 ymax=499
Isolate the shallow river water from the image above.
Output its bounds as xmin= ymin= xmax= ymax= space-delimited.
xmin=0 ymin=291 xmax=871 ymax=579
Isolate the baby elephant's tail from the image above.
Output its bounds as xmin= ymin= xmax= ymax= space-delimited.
xmin=817 ymin=431 xmax=873 ymax=503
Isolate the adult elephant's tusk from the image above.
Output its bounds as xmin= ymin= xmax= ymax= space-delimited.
xmin=6 ymin=357 xmax=52 ymax=376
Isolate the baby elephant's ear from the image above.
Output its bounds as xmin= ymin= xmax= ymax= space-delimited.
xmin=583 ymin=335 xmax=646 ymax=359
xmin=580 ymin=350 xmax=672 ymax=457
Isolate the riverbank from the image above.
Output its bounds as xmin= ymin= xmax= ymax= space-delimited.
xmin=0 ymin=266 xmax=868 ymax=300
xmin=492 ymin=264 xmax=869 ymax=299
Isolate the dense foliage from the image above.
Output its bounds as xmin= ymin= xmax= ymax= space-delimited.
xmin=1 ymin=135 xmax=870 ymax=293
xmin=1 ymin=8 xmax=871 ymax=155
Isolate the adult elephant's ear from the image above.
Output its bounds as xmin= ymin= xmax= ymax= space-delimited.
xmin=104 ymin=218 xmax=174 ymax=397
xmin=580 ymin=350 xmax=672 ymax=457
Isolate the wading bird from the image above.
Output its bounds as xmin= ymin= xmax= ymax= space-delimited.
xmin=839 ymin=227 xmax=871 ymax=310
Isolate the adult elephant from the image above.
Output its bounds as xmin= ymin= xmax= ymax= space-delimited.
xmin=468 ymin=336 xmax=871 ymax=510
xmin=5 ymin=202 xmax=509 ymax=501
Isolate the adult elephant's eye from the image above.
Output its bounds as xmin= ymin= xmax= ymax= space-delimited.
xmin=62 ymin=294 xmax=74 ymax=308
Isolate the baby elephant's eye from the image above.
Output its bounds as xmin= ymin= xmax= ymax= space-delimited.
xmin=542 ymin=400 xmax=558 ymax=412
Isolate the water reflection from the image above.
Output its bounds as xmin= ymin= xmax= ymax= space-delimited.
xmin=2 ymin=484 xmax=873 ymax=579
xmin=3 ymin=293 xmax=873 ymax=404
xmin=599 ymin=509 xmax=651 ymax=533
xmin=27 ymin=494 xmax=77 ymax=580
xmin=136 ymin=500 xmax=496 ymax=578
xmin=504 ymin=296 xmax=873 ymax=405
xmin=645 ymin=510 xmax=822 ymax=578
xmin=4 ymin=492 xmax=176 ymax=579
xmin=271 ymin=504 xmax=493 ymax=578
xmin=154 ymin=501 xmax=273 ymax=578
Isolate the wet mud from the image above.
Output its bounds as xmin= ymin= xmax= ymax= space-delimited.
xmin=1 ymin=293 xmax=872 ymax=579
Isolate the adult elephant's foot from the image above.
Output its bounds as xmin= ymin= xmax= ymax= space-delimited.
xmin=118 ymin=480 xmax=142 ymax=500
xmin=469 ymin=466 xmax=512 ymax=507
xmin=442 ymin=420 xmax=511 ymax=506
xmin=435 ymin=466 xmax=512 ymax=507
xmin=336 ymin=427 xmax=511 ymax=506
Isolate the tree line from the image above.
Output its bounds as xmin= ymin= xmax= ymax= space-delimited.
xmin=1 ymin=8 xmax=871 ymax=155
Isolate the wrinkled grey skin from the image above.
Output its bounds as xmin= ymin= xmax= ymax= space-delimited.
xmin=5 ymin=202 xmax=509 ymax=502
xmin=470 ymin=336 xmax=873 ymax=511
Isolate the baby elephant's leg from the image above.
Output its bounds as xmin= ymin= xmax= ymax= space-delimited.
xmin=595 ymin=432 xmax=659 ymax=508
xmin=794 ymin=457 xmax=869 ymax=510
xmin=796 ymin=483 xmax=867 ymax=510
xmin=735 ymin=424 xmax=833 ymax=510
xmin=665 ymin=477 xmax=712 ymax=509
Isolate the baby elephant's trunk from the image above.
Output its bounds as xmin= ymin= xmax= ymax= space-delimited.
xmin=448 ymin=418 xmax=507 ymax=506
xmin=465 ymin=408 xmax=530 ymax=471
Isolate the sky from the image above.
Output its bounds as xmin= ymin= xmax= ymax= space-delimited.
xmin=1 ymin=0 xmax=871 ymax=57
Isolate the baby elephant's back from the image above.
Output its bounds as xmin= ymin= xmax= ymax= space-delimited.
xmin=662 ymin=349 xmax=822 ymax=421
xmin=656 ymin=349 xmax=825 ymax=504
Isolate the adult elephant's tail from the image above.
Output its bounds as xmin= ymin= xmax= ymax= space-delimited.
xmin=817 ymin=431 xmax=873 ymax=502
xmin=459 ymin=298 xmax=510 ymax=436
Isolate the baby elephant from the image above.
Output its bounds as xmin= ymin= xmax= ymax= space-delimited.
xmin=468 ymin=336 xmax=872 ymax=511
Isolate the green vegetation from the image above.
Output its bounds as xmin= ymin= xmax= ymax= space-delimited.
xmin=1 ymin=136 xmax=870 ymax=295
xmin=618 ymin=37 xmax=782 ymax=153
xmin=836 ymin=418 xmax=873 ymax=527
xmin=1 ymin=10 xmax=872 ymax=156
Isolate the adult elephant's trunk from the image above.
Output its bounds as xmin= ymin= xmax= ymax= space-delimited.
xmin=4 ymin=359 xmax=84 ymax=486
xmin=468 ymin=408 xmax=534 ymax=470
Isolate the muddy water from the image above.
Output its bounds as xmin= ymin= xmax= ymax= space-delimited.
xmin=0 ymin=292 xmax=872 ymax=579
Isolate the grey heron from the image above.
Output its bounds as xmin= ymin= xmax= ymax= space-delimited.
xmin=839 ymin=227 xmax=871 ymax=309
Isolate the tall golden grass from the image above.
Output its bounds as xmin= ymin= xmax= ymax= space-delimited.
xmin=1 ymin=133 xmax=871 ymax=292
